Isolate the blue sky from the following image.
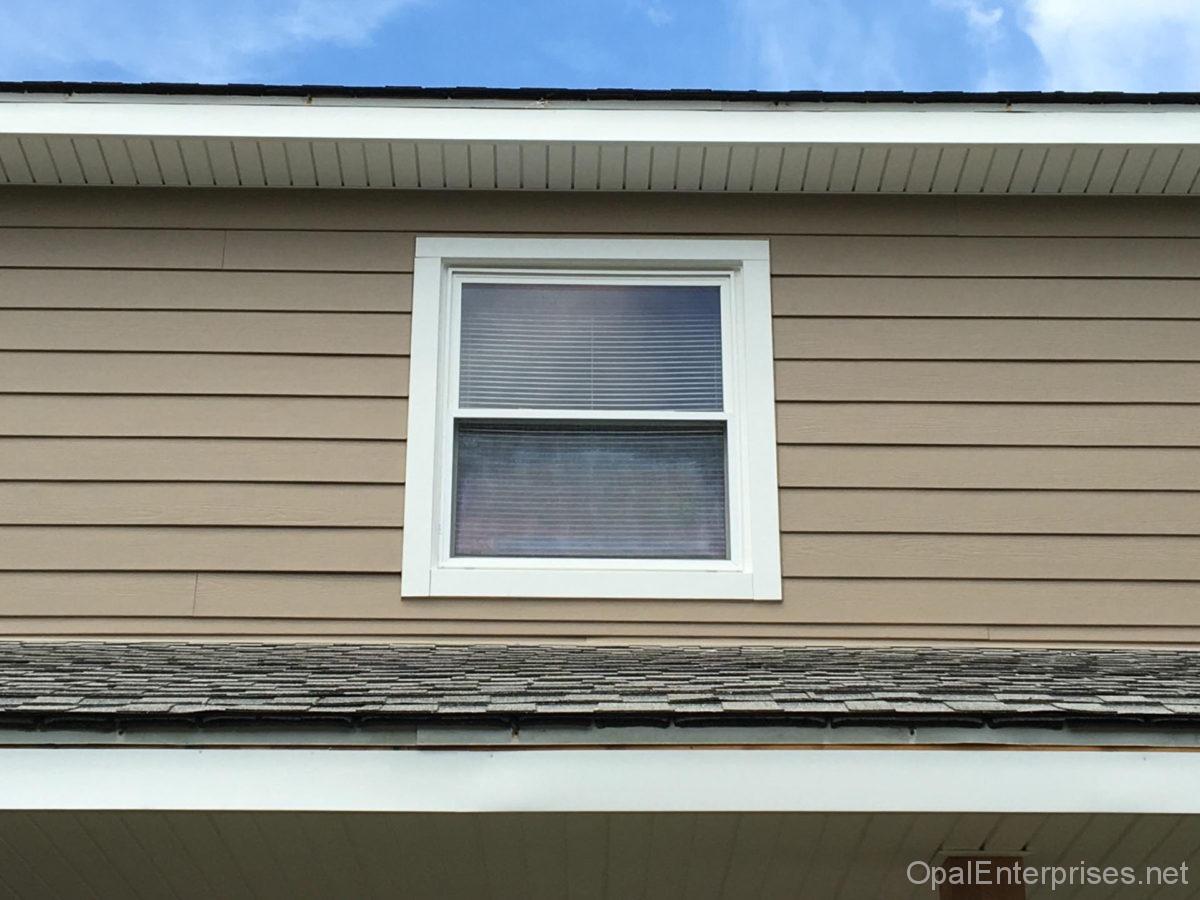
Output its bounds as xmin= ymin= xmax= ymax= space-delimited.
xmin=1 ymin=1 xmax=1198 ymax=92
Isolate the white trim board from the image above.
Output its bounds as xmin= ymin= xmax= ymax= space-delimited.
xmin=6 ymin=101 xmax=1200 ymax=145
xmin=0 ymin=747 xmax=1197 ymax=814
xmin=401 ymin=237 xmax=782 ymax=601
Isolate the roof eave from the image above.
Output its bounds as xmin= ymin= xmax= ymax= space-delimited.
xmin=4 ymin=88 xmax=1200 ymax=194
xmin=6 ymin=81 xmax=1200 ymax=105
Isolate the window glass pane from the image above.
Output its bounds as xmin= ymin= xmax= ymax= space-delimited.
xmin=452 ymin=421 xmax=728 ymax=559
xmin=458 ymin=283 xmax=723 ymax=411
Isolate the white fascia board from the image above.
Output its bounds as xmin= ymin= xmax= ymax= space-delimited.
xmin=1 ymin=747 xmax=1198 ymax=814
xmin=4 ymin=99 xmax=1200 ymax=146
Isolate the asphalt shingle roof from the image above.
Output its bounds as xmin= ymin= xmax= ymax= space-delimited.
xmin=0 ymin=642 xmax=1199 ymax=726
xmin=6 ymin=82 xmax=1200 ymax=105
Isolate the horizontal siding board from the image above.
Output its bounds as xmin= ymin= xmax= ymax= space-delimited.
xmin=0 ymin=396 xmax=407 ymax=438
xmin=0 ymin=311 xmax=411 ymax=355
xmin=0 ymin=614 xmax=1194 ymax=643
xmin=0 ymin=573 xmax=197 ymax=616
xmin=0 ymin=352 xmax=409 ymax=396
xmin=0 ymin=483 xmax=405 ymax=526
xmin=3 ymin=190 xmax=1200 ymax=237
xmin=781 ymin=534 xmax=1200 ymax=579
xmin=0 ymin=617 xmax=1182 ymax=640
xmin=9 ymin=617 xmax=1184 ymax=641
xmin=0 ymin=228 xmax=225 ymax=269
xmin=195 ymin=574 xmax=400 ymax=618
xmin=0 ymin=270 xmax=411 ymax=311
xmin=773 ymin=318 xmax=1200 ymax=360
xmin=192 ymin=574 xmax=1200 ymax=626
xmin=0 ymin=617 xmax=1004 ymax=640
xmin=775 ymin=361 xmax=1200 ymax=402
xmin=776 ymin=403 xmax=1200 ymax=446
xmin=771 ymin=235 xmax=1200 ymax=277
xmin=771 ymin=276 xmax=1200 ymax=318
xmin=0 ymin=527 xmax=402 ymax=572
xmin=755 ymin=579 xmax=1200 ymax=627
xmin=0 ymin=438 xmax=405 ymax=483
xmin=989 ymin=625 xmax=1200 ymax=642
xmin=780 ymin=489 xmax=1200 ymax=535
xmin=220 ymin=230 xmax=415 ymax=272
xmin=778 ymin=446 xmax=1200 ymax=489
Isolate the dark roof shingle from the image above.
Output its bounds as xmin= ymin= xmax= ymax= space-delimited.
xmin=4 ymin=82 xmax=1200 ymax=105
xmin=0 ymin=641 xmax=1198 ymax=726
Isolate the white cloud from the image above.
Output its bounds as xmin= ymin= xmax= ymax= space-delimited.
xmin=640 ymin=2 xmax=675 ymax=26
xmin=1018 ymin=0 xmax=1200 ymax=90
xmin=0 ymin=0 xmax=413 ymax=83
xmin=735 ymin=0 xmax=1200 ymax=93
xmin=933 ymin=0 xmax=1015 ymax=89
xmin=729 ymin=0 xmax=906 ymax=90
xmin=937 ymin=0 xmax=1004 ymax=41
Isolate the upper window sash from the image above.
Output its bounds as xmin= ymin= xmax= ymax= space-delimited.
xmin=447 ymin=270 xmax=735 ymax=421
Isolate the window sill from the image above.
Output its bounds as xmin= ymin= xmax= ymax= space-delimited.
xmin=404 ymin=567 xmax=780 ymax=601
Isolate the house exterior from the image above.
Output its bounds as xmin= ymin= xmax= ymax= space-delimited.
xmin=0 ymin=82 xmax=1199 ymax=898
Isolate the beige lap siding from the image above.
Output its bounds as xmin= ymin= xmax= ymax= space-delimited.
xmin=0 ymin=188 xmax=1197 ymax=644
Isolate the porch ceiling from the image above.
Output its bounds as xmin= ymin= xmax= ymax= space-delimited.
xmin=0 ymin=810 xmax=1196 ymax=900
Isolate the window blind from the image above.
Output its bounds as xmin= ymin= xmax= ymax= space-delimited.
xmin=458 ymin=283 xmax=724 ymax=410
xmin=452 ymin=421 xmax=728 ymax=559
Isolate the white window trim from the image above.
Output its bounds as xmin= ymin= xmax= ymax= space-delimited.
xmin=402 ymin=237 xmax=781 ymax=601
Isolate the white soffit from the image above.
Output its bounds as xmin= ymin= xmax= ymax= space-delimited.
xmin=2 ymin=96 xmax=1200 ymax=194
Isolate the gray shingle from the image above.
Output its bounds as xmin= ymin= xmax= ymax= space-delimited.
xmin=0 ymin=641 xmax=1196 ymax=725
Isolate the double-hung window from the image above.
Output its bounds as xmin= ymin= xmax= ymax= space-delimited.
xmin=402 ymin=238 xmax=781 ymax=600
